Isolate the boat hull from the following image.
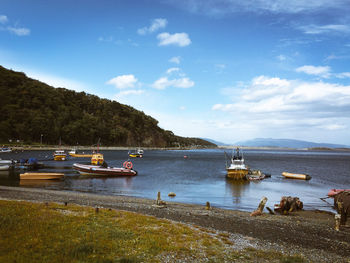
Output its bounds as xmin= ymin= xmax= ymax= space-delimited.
xmin=282 ymin=172 xmax=311 ymax=180
xmin=0 ymin=165 xmax=10 ymax=171
xmin=20 ymin=172 xmax=64 ymax=180
xmin=69 ymin=153 xmax=93 ymax=157
xmin=54 ymin=155 xmax=67 ymax=161
xmin=328 ymin=189 xmax=350 ymax=197
xmin=73 ymin=163 xmax=137 ymax=177
xmin=226 ymin=169 xmax=249 ymax=180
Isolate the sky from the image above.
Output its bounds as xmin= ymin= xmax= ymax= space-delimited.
xmin=1 ymin=0 xmax=350 ymax=145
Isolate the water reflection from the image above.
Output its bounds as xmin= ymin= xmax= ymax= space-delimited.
xmin=225 ymin=179 xmax=250 ymax=204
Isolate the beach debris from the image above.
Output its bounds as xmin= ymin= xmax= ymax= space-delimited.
xmin=168 ymin=192 xmax=176 ymax=197
xmin=274 ymin=196 xmax=303 ymax=214
xmin=335 ymin=214 xmax=341 ymax=231
xmin=64 ymin=202 xmax=68 ymax=206
xmin=95 ymin=207 xmax=99 ymax=213
xmin=250 ymin=196 xmax=267 ymax=216
xmin=266 ymin=206 xmax=275 ymax=215
xmin=154 ymin=191 xmax=166 ymax=207
xmin=205 ymin=201 xmax=211 ymax=210
xmin=334 ymin=191 xmax=350 ymax=226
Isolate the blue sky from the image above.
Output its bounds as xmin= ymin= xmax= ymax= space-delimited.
xmin=1 ymin=0 xmax=350 ymax=145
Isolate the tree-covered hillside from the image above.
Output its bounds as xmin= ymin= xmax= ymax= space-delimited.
xmin=0 ymin=66 xmax=215 ymax=148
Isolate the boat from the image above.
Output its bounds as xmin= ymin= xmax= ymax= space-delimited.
xmin=91 ymin=153 xmax=104 ymax=165
xmin=0 ymin=165 xmax=10 ymax=171
xmin=16 ymin=158 xmax=44 ymax=170
xmin=328 ymin=189 xmax=350 ymax=197
xmin=225 ymin=147 xmax=249 ymax=180
xmin=73 ymin=161 xmax=137 ymax=177
xmin=20 ymin=172 xmax=64 ymax=180
xmin=53 ymin=150 xmax=67 ymax=161
xmin=69 ymin=149 xmax=93 ymax=158
xmin=0 ymin=159 xmax=15 ymax=165
xmin=128 ymin=148 xmax=144 ymax=158
xmin=282 ymin=172 xmax=311 ymax=180
xmin=1 ymin=147 xmax=12 ymax=153
xmin=247 ymin=170 xmax=266 ymax=181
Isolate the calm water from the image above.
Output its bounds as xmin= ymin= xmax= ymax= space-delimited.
xmin=1 ymin=149 xmax=349 ymax=212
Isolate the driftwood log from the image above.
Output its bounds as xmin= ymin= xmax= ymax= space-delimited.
xmin=334 ymin=191 xmax=350 ymax=226
xmin=275 ymin=196 xmax=303 ymax=214
xmin=250 ymin=197 xmax=267 ymax=216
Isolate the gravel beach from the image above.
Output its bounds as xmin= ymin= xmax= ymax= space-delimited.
xmin=1 ymin=186 xmax=349 ymax=262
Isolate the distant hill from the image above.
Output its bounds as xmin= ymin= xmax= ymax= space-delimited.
xmin=234 ymin=138 xmax=349 ymax=149
xmin=0 ymin=65 xmax=215 ymax=148
xmin=201 ymin=138 xmax=227 ymax=146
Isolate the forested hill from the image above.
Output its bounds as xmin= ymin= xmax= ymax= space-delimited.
xmin=0 ymin=66 xmax=215 ymax=148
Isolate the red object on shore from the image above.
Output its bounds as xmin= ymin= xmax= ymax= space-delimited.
xmin=328 ymin=189 xmax=350 ymax=197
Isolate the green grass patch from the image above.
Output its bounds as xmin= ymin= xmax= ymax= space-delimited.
xmin=0 ymin=200 xmax=307 ymax=262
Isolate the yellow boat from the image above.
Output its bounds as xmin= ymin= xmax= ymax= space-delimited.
xmin=91 ymin=153 xmax=104 ymax=165
xmin=226 ymin=148 xmax=249 ymax=180
xmin=282 ymin=172 xmax=311 ymax=180
xmin=20 ymin=172 xmax=64 ymax=180
xmin=69 ymin=149 xmax=93 ymax=157
xmin=53 ymin=150 xmax=67 ymax=161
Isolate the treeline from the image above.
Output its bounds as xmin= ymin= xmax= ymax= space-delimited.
xmin=0 ymin=66 xmax=215 ymax=148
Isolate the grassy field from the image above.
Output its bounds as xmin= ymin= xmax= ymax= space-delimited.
xmin=0 ymin=200 xmax=306 ymax=262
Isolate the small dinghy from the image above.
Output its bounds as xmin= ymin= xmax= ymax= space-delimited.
xmin=282 ymin=172 xmax=311 ymax=180
xmin=20 ymin=172 xmax=64 ymax=180
xmin=327 ymin=189 xmax=350 ymax=197
xmin=73 ymin=161 xmax=137 ymax=177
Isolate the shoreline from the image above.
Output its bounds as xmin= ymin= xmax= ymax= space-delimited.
xmin=0 ymin=186 xmax=349 ymax=261
xmin=3 ymin=145 xmax=350 ymax=151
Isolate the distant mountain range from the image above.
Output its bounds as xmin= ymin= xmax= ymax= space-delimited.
xmin=234 ymin=138 xmax=349 ymax=149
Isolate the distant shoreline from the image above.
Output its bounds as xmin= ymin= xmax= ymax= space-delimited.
xmin=2 ymin=145 xmax=350 ymax=151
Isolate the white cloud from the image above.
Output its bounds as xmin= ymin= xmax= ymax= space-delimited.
xmin=6 ymin=26 xmax=30 ymax=36
xmin=298 ymin=24 xmax=350 ymax=35
xmin=0 ymin=15 xmax=8 ymax=24
xmin=169 ymin=56 xmax=181 ymax=64
xmin=296 ymin=65 xmax=331 ymax=78
xmin=106 ymin=74 xmax=138 ymax=89
xmin=166 ymin=67 xmax=180 ymax=74
xmin=157 ymin=32 xmax=191 ymax=47
xmin=165 ymin=0 xmax=348 ymax=15
xmin=276 ymin=55 xmax=286 ymax=61
xmin=137 ymin=18 xmax=167 ymax=35
xmin=116 ymin=89 xmax=145 ymax=97
xmin=335 ymin=72 xmax=350 ymax=78
xmin=152 ymin=76 xmax=194 ymax=90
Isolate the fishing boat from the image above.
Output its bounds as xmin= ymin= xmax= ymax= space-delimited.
xmin=128 ymin=148 xmax=144 ymax=158
xmin=225 ymin=147 xmax=249 ymax=180
xmin=53 ymin=150 xmax=67 ymax=161
xmin=73 ymin=161 xmax=137 ymax=177
xmin=20 ymin=172 xmax=64 ymax=180
xmin=69 ymin=148 xmax=93 ymax=158
xmin=282 ymin=172 xmax=311 ymax=180
xmin=328 ymin=189 xmax=350 ymax=197
xmin=91 ymin=153 xmax=104 ymax=165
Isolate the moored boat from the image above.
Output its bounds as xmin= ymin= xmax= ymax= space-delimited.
xmin=0 ymin=165 xmax=10 ymax=171
xmin=73 ymin=162 xmax=137 ymax=177
xmin=282 ymin=172 xmax=311 ymax=180
xmin=20 ymin=172 xmax=64 ymax=180
xmin=53 ymin=150 xmax=67 ymax=161
xmin=1 ymin=147 xmax=12 ymax=153
xmin=91 ymin=153 xmax=104 ymax=165
xmin=128 ymin=148 xmax=144 ymax=158
xmin=328 ymin=189 xmax=350 ymax=197
xmin=69 ymin=149 xmax=93 ymax=158
xmin=225 ymin=147 xmax=249 ymax=180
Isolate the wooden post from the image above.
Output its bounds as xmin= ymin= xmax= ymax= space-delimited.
xmin=335 ymin=214 xmax=341 ymax=231
xmin=250 ymin=197 xmax=267 ymax=216
xmin=95 ymin=207 xmax=99 ymax=214
xmin=157 ymin=191 xmax=161 ymax=205
xmin=206 ymin=201 xmax=210 ymax=210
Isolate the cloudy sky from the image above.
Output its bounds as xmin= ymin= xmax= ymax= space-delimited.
xmin=1 ymin=0 xmax=350 ymax=145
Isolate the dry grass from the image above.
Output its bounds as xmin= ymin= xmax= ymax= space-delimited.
xmin=0 ymin=200 xmax=307 ymax=262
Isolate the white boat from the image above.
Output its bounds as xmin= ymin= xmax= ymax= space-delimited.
xmin=73 ymin=162 xmax=137 ymax=177
xmin=0 ymin=159 xmax=14 ymax=165
xmin=0 ymin=165 xmax=10 ymax=171
xmin=1 ymin=147 xmax=12 ymax=153
xmin=53 ymin=150 xmax=67 ymax=161
xmin=225 ymin=147 xmax=249 ymax=180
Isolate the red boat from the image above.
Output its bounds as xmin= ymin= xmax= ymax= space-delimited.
xmin=73 ymin=162 xmax=137 ymax=177
xmin=327 ymin=189 xmax=350 ymax=197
